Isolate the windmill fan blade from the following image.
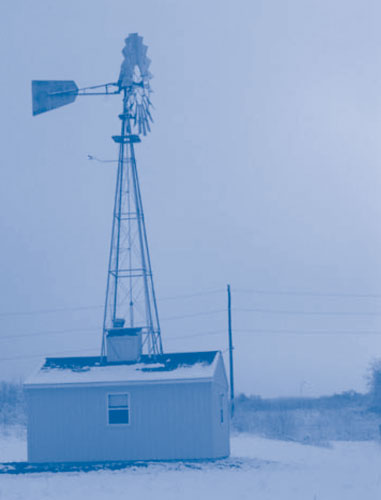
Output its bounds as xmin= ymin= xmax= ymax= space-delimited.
xmin=32 ymin=80 xmax=78 ymax=115
xmin=118 ymin=33 xmax=153 ymax=88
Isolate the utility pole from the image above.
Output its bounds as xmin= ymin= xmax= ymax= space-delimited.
xmin=227 ymin=284 xmax=235 ymax=417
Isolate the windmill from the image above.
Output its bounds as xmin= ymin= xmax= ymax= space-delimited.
xmin=32 ymin=33 xmax=163 ymax=358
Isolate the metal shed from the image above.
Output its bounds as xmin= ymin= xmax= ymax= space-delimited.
xmin=24 ymin=350 xmax=230 ymax=463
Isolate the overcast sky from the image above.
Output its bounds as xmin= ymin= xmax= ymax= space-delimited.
xmin=1 ymin=0 xmax=381 ymax=397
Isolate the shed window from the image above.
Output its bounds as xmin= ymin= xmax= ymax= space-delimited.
xmin=108 ymin=393 xmax=129 ymax=424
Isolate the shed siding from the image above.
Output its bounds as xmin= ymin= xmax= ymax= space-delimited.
xmin=214 ymin=353 xmax=229 ymax=390
xmin=26 ymin=381 xmax=216 ymax=463
xmin=211 ymin=355 xmax=230 ymax=457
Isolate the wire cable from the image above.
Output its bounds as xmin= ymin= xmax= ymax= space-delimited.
xmin=0 ymin=289 xmax=225 ymax=319
xmin=0 ymin=305 xmax=103 ymax=319
xmin=234 ymin=307 xmax=381 ymax=317
xmin=234 ymin=288 xmax=381 ymax=299
xmin=161 ymin=309 xmax=226 ymax=321
xmin=158 ymin=289 xmax=223 ymax=301
xmin=166 ymin=330 xmax=225 ymax=340
xmin=4 ymin=326 xmax=381 ymax=363
xmin=0 ymin=310 xmax=225 ymax=342
xmin=0 ymin=348 xmax=99 ymax=363
xmin=234 ymin=328 xmax=381 ymax=336
xmin=0 ymin=327 xmax=99 ymax=343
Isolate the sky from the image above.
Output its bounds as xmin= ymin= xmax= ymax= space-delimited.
xmin=1 ymin=0 xmax=381 ymax=397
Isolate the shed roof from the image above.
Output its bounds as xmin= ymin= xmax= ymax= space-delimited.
xmin=24 ymin=351 xmax=220 ymax=388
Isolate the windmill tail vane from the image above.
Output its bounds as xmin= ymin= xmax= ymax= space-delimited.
xmin=32 ymin=33 xmax=162 ymax=357
xmin=32 ymin=33 xmax=153 ymax=136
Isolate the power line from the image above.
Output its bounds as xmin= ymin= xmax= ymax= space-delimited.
xmin=161 ymin=309 xmax=226 ymax=321
xmin=0 ymin=289 xmax=225 ymax=319
xmin=0 ymin=330 xmax=225 ymax=362
xmin=3 ymin=305 xmax=381 ymax=342
xmin=235 ymin=307 xmax=381 ymax=317
xmin=235 ymin=288 xmax=381 ymax=299
xmin=4 ymin=325 xmax=381 ymax=363
xmin=3 ymin=303 xmax=381 ymax=344
xmin=4 ymin=286 xmax=381 ymax=320
xmin=0 ymin=348 xmax=99 ymax=363
xmin=4 ymin=286 xmax=381 ymax=319
xmin=0 ymin=327 xmax=99 ymax=343
xmin=4 ymin=320 xmax=381 ymax=346
xmin=0 ymin=305 xmax=103 ymax=319
xmin=167 ymin=330 xmax=225 ymax=340
xmin=159 ymin=289 xmax=223 ymax=301
xmin=234 ymin=328 xmax=381 ymax=336
xmin=0 ymin=310 xmax=225 ymax=343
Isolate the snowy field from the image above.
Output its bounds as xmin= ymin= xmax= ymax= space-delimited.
xmin=1 ymin=428 xmax=381 ymax=500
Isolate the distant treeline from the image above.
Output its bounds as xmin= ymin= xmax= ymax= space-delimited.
xmin=235 ymin=391 xmax=370 ymax=412
xmin=233 ymin=391 xmax=380 ymax=443
xmin=0 ymin=381 xmax=26 ymax=427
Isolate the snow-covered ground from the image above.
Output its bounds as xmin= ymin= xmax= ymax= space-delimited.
xmin=1 ymin=428 xmax=381 ymax=500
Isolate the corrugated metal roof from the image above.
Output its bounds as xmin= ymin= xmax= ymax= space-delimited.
xmin=24 ymin=351 xmax=220 ymax=388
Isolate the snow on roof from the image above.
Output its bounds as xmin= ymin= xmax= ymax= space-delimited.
xmin=24 ymin=351 xmax=220 ymax=388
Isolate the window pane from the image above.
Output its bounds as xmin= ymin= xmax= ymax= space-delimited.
xmin=108 ymin=394 xmax=129 ymax=408
xmin=109 ymin=409 xmax=129 ymax=424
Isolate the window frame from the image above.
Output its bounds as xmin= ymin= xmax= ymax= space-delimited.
xmin=106 ymin=392 xmax=131 ymax=426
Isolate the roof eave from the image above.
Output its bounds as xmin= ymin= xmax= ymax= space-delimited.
xmin=24 ymin=376 xmax=214 ymax=390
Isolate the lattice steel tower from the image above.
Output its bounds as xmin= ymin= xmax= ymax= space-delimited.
xmin=32 ymin=33 xmax=163 ymax=357
xmin=102 ymin=35 xmax=162 ymax=357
